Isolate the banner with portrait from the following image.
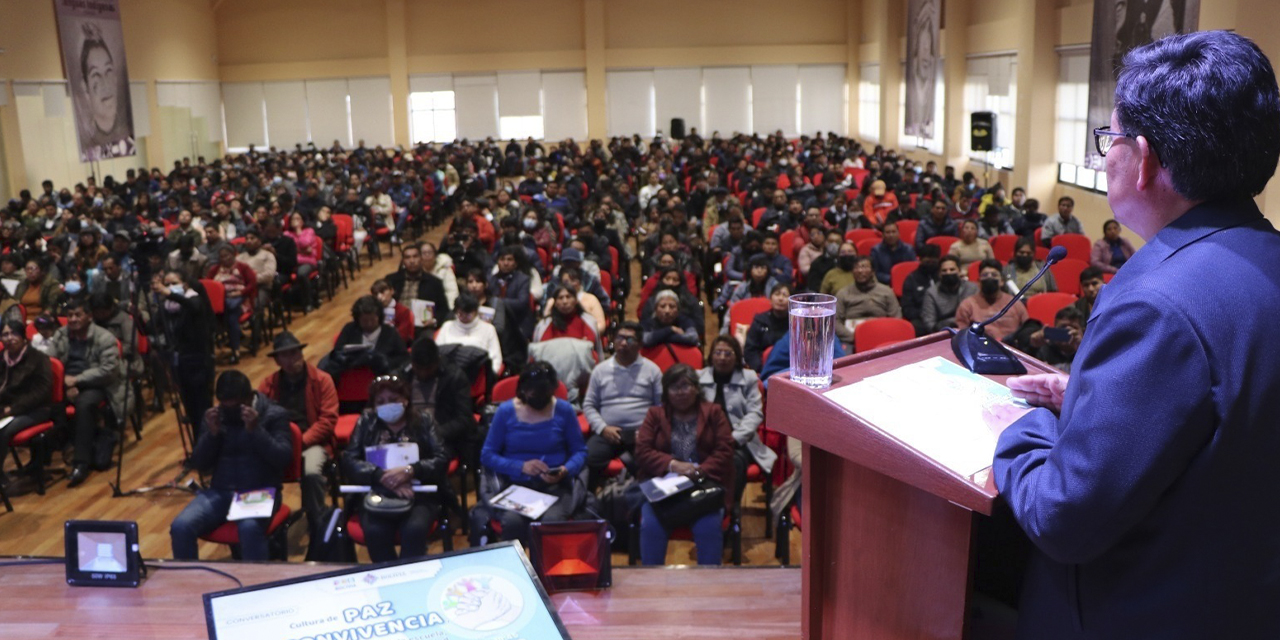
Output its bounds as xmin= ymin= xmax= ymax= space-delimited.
xmin=1085 ymin=0 xmax=1198 ymax=169
xmin=904 ymin=0 xmax=941 ymax=139
xmin=54 ymin=0 xmax=136 ymax=162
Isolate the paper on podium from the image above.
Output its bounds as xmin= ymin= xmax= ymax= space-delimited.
xmin=822 ymin=356 xmax=1033 ymax=478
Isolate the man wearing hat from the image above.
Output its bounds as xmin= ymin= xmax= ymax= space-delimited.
xmin=861 ymin=179 xmax=899 ymax=228
xmin=257 ymin=332 xmax=338 ymax=531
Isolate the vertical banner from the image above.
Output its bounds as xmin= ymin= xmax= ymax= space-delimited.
xmin=1085 ymin=0 xmax=1198 ymax=168
xmin=904 ymin=0 xmax=941 ymax=140
xmin=54 ymin=0 xmax=136 ymax=162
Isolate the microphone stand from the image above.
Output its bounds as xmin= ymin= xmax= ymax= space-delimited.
xmin=950 ymin=247 xmax=1067 ymax=374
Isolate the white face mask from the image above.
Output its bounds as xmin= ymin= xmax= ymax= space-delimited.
xmin=169 ymin=284 xmax=184 ymax=295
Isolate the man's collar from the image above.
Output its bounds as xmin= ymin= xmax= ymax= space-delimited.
xmin=1108 ymin=198 xmax=1262 ymax=289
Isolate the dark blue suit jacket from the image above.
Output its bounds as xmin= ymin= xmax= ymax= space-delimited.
xmin=994 ymin=199 xmax=1280 ymax=639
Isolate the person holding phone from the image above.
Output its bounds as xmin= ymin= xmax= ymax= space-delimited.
xmin=1033 ymin=306 xmax=1085 ymax=374
xmin=479 ymin=362 xmax=586 ymax=546
xmin=169 ymin=371 xmax=292 ymax=561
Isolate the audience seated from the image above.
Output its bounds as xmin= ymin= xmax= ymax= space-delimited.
xmin=407 ymin=337 xmax=478 ymax=460
xmin=371 ymin=279 xmax=415 ymax=344
xmin=534 ymin=287 xmax=604 ymax=357
xmin=713 ymin=255 xmax=777 ymax=313
xmin=320 ymin=296 xmax=409 ymax=382
xmin=1040 ymin=196 xmax=1084 ymax=246
xmin=386 ymin=244 xmax=449 ymax=331
xmin=419 ymin=241 xmax=459 ymax=310
xmin=818 ymin=242 xmax=858 ymax=296
xmin=1003 ymin=237 xmax=1058 ymax=296
xmin=743 ymin=284 xmax=791 ymax=372
xmin=833 ymin=256 xmax=902 ymax=351
xmin=948 ymin=220 xmax=995 ymax=269
xmin=870 ymin=221 xmax=917 ymax=284
xmin=915 ymin=198 xmax=959 ymax=252
xmin=1074 ymin=266 xmax=1106 ymax=317
xmin=206 ymin=245 xmax=256 ymax=363
xmin=477 ymin=362 xmax=587 ymax=545
xmin=699 ymin=335 xmax=772 ymax=505
xmin=46 ymin=300 xmax=123 ymax=487
xmin=341 ymin=375 xmax=451 ymax=562
xmin=641 ymin=290 xmax=700 ymax=349
xmin=1034 ymin=305 xmax=1086 ymax=373
xmin=461 ymin=268 xmax=525 ymax=373
xmin=436 ymin=293 xmax=503 ymax=374
xmin=257 ymin=332 xmax=338 ymax=533
xmin=635 ymin=364 xmax=734 ymax=566
xmin=956 ymin=259 xmax=1028 ymax=343
xmin=170 ymin=371 xmax=292 ymax=561
xmin=583 ymin=322 xmax=663 ymax=489
xmin=922 ymin=256 xmax=979 ymax=333
xmin=1091 ymin=219 xmax=1135 ymax=273
xmin=0 ymin=319 xmax=54 ymax=485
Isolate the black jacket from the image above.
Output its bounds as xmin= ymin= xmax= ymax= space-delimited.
xmin=325 ymin=322 xmax=409 ymax=376
xmin=744 ymin=309 xmax=789 ymax=372
xmin=0 ymin=347 xmax=52 ymax=418
xmin=186 ymin=392 xmax=293 ymax=492
xmin=410 ymin=361 xmax=476 ymax=449
xmin=269 ymin=234 xmax=298 ymax=277
xmin=341 ymin=408 xmax=452 ymax=505
xmin=385 ymin=269 xmax=449 ymax=320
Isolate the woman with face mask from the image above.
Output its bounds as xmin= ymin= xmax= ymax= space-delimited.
xmin=520 ymin=209 xmax=556 ymax=253
xmin=342 ymin=375 xmax=452 ymax=563
xmin=1001 ymin=237 xmax=1058 ymax=297
xmin=478 ymin=361 xmax=586 ymax=546
xmin=150 ymin=269 xmax=216 ymax=425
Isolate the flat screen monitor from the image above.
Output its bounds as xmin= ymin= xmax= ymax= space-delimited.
xmin=202 ymin=541 xmax=571 ymax=640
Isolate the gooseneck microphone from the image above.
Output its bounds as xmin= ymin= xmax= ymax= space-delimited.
xmin=950 ymin=245 xmax=1068 ymax=374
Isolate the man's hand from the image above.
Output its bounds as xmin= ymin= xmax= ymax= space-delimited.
xmin=1007 ymin=373 xmax=1070 ymax=413
xmin=66 ymin=387 xmax=79 ymax=401
xmin=203 ymin=407 xmax=221 ymax=436
xmin=64 ymin=375 xmax=77 ymax=388
xmin=600 ymin=425 xmax=622 ymax=445
xmin=539 ymin=467 xmax=567 ymax=484
xmin=521 ymin=459 xmax=550 ymax=477
xmin=240 ymin=405 xmax=258 ymax=431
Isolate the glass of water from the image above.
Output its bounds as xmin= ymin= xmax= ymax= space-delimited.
xmin=789 ymin=293 xmax=837 ymax=389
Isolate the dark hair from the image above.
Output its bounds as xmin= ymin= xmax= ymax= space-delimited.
xmin=0 ymin=318 xmax=26 ymax=338
xmin=463 ymin=267 xmax=486 ymax=283
xmin=78 ymin=28 xmax=113 ymax=88
xmin=63 ymin=299 xmax=88 ymax=315
xmin=549 ymin=287 xmax=582 ymax=331
xmin=917 ymin=243 xmax=941 ymax=259
xmin=1102 ymin=219 xmax=1120 ymax=232
xmin=370 ymin=279 xmax=392 ymax=296
xmin=516 ymin=360 xmax=558 ymax=410
xmin=453 ymin=293 xmax=479 ymax=315
xmin=615 ymin=320 xmax=644 ymax=341
xmin=87 ymin=292 xmax=115 ymax=311
xmin=769 ymin=282 xmax=791 ymax=297
xmin=1057 ymin=196 xmax=1074 ymax=207
xmin=707 ymin=334 xmax=743 ymax=370
xmin=1079 ymin=266 xmax=1105 ymax=284
xmin=411 ymin=336 xmax=439 ymax=368
xmin=350 ymin=295 xmax=381 ymax=320
xmin=1014 ymin=237 xmax=1037 ymax=255
xmin=215 ymin=370 xmax=254 ymax=403
xmin=938 ymin=255 xmax=961 ymax=270
xmin=660 ymin=364 xmax=702 ymax=414
xmin=1054 ymin=304 xmax=1085 ymax=325
xmin=367 ymin=375 xmax=410 ymax=407
xmin=978 ymin=258 xmax=1004 ymax=275
xmin=853 ymin=255 xmax=872 ymax=268
xmin=1115 ymin=31 xmax=1280 ymax=200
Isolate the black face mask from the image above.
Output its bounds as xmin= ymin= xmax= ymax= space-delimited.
xmin=1015 ymin=254 xmax=1033 ymax=269
xmin=980 ymin=278 xmax=1001 ymax=295
xmin=940 ymin=273 xmax=960 ymax=290
xmin=838 ymin=255 xmax=856 ymax=270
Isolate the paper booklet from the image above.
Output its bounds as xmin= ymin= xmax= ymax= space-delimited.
xmin=365 ymin=442 xmax=420 ymax=470
xmin=227 ymin=487 xmax=277 ymax=521
xmin=639 ymin=472 xmax=695 ymax=503
xmin=410 ymin=299 xmax=435 ymax=327
xmin=0 ymin=279 xmax=18 ymax=297
xmin=479 ymin=305 xmax=496 ymax=322
xmin=491 ymin=485 xmax=559 ymax=520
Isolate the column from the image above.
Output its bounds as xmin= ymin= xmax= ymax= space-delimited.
xmin=584 ymin=0 xmax=607 ymax=140
xmin=386 ymin=0 xmax=411 ymax=148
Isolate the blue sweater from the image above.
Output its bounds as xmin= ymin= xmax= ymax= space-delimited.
xmin=481 ymin=399 xmax=587 ymax=484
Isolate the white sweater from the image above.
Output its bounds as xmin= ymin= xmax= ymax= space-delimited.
xmin=431 ymin=253 xmax=460 ymax=309
xmin=436 ymin=318 xmax=503 ymax=373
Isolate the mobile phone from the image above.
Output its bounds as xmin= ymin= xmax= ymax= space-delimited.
xmin=1044 ymin=327 xmax=1071 ymax=344
xmin=546 ymin=466 xmax=566 ymax=475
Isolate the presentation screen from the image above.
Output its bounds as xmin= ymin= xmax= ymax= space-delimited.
xmin=203 ymin=542 xmax=571 ymax=640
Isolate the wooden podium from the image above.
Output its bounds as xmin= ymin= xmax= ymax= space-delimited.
xmin=766 ymin=332 xmax=1055 ymax=640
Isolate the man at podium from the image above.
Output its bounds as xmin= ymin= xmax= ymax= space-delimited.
xmin=993 ymin=32 xmax=1280 ymax=639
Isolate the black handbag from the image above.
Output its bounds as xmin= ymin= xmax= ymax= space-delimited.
xmin=363 ymin=491 xmax=412 ymax=516
xmin=648 ymin=477 xmax=724 ymax=529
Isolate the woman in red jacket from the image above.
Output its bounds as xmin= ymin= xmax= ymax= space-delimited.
xmin=635 ymin=363 xmax=735 ymax=565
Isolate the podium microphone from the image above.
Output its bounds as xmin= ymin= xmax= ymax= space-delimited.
xmin=950 ymin=245 xmax=1068 ymax=374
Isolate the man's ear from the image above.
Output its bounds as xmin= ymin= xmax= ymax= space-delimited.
xmin=1134 ymin=136 xmax=1161 ymax=191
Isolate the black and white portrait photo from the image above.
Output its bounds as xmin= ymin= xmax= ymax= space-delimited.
xmin=904 ymin=0 xmax=941 ymax=140
xmin=55 ymin=0 xmax=136 ymax=162
xmin=1085 ymin=0 xmax=1199 ymax=168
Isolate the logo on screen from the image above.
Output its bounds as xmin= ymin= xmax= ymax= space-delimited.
xmin=440 ymin=574 xmax=524 ymax=631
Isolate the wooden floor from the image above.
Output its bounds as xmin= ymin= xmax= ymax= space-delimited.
xmin=0 ymin=560 xmax=801 ymax=639
xmin=0 ymin=223 xmax=804 ymax=568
